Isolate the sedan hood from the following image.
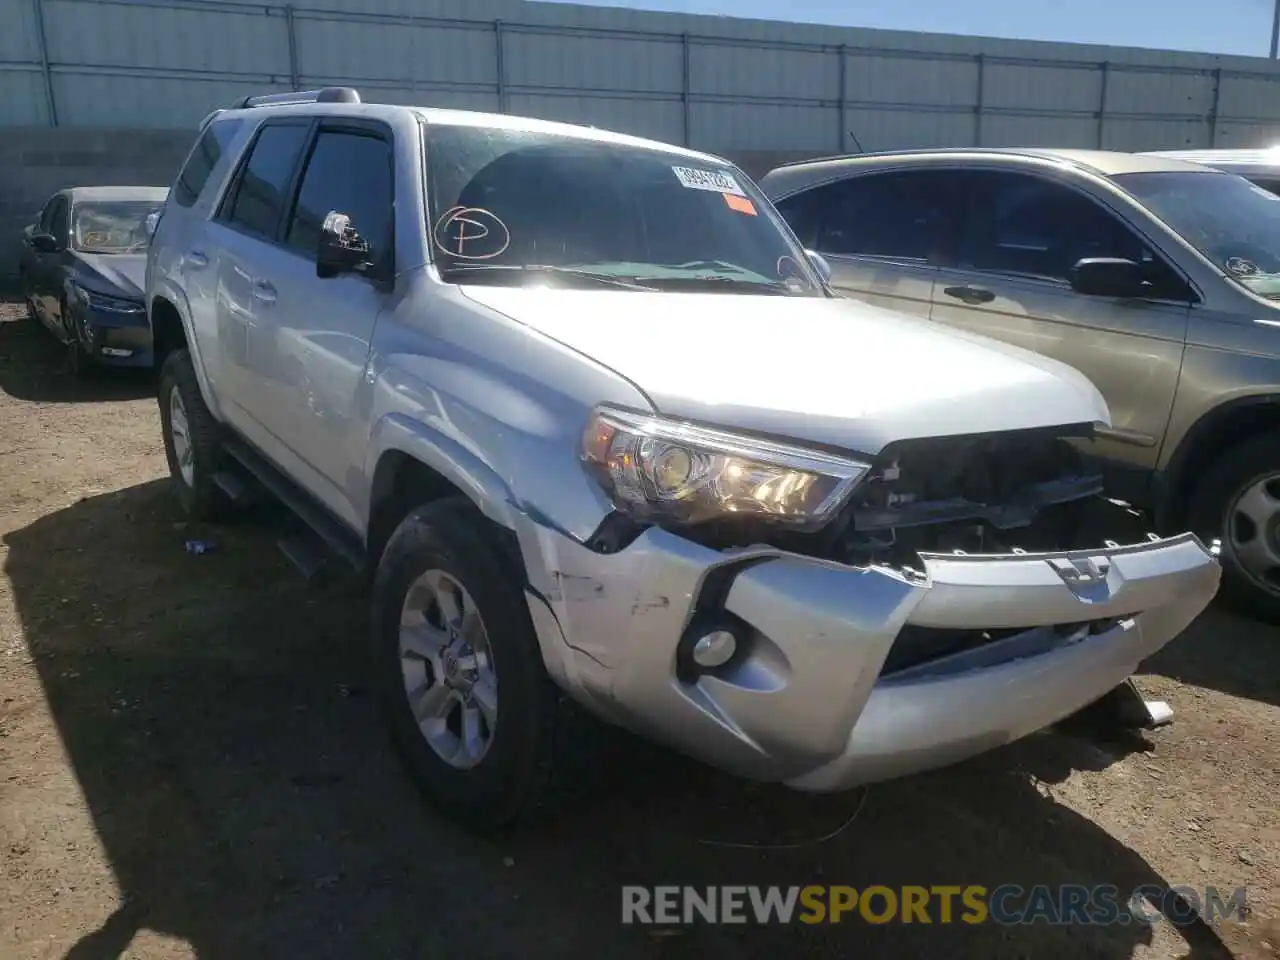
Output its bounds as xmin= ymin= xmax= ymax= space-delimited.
xmin=72 ymin=253 xmax=146 ymax=300
xmin=461 ymin=287 xmax=1110 ymax=454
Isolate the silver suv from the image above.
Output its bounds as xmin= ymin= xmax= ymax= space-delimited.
xmin=145 ymin=92 xmax=1219 ymax=832
xmin=762 ymin=149 xmax=1280 ymax=623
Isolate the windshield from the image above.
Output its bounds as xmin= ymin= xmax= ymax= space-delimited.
xmin=1116 ymin=170 xmax=1280 ymax=298
xmin=424 ymin=124 xmax=823 ymax=295
xmin=71 ymin=200 xmax=164 ymax=254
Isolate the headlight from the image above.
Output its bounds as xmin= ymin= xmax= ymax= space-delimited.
xmin=580 ymin=406 xmax=870 ymax=528
xmin=71 ymin=283 xmax=143 ymax=314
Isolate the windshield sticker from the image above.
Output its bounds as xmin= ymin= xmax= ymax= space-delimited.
xmin=671 ymin=165 xmax=746 ymax=196
xmin=1226 ymin=256 xmax=1260 ymax=277
xmin=432 ymin=206 xmax=510 ymax=260
xmin=723 ymin=193 xmax=757 ymax=216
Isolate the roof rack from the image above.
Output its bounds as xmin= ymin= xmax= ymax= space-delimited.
xmin=235 ymin=87 xmax=361 ymax=109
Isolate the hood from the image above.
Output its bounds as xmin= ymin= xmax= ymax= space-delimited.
xmin=71 ymin=253 xmax=147 ymax=300
xmin=460 ymin=286 xmax=1111 ymax=455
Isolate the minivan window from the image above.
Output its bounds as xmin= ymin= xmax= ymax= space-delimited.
xmin=173 ymin=118 xmax=243 ymax=208
xmin=223 ymin=123 xmax=310 ymax=240
xmin=425 ymin=125 xmax=823 ymax=295
xmin=1117 ymin=170 xmax=1280 ymax=298
xmin=286 ymin=130 xmax=393 ymax=270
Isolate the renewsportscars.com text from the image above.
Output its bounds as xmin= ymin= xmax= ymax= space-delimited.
xmin=621 ymin=884 xmax=1247 ymax=926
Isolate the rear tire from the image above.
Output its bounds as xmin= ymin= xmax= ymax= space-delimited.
xmin=157 ymin=348 xmax=227 ymax=520
xmin=1188 ymin=432 xmax=1280 ymax=625
xmin=372 ymin=498 xmax=581 ymax=835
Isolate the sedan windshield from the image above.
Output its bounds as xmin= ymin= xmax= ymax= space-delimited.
xmin=424 ymin=124 xmax=823 ymax=295
xmin=71 ymin=200 xmax=164 ymax=254
xmin=1116 ymin=170 xmax=1280 ymax=297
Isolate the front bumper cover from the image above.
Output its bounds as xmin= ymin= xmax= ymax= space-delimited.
xmin=514 ymin=515 xmax=1219 ymax=791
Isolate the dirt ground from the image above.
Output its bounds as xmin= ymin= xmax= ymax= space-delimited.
xmin=0 ymin=298 xmax=1277 ymax=960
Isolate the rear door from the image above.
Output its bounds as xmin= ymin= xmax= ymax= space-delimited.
xmin=772 ymin=169 xmax=962 ymax=319
xmin=928 ymin=168 xmax=1195 ymax=483
xmin=205 ymin=119 xmax=312 ymax=443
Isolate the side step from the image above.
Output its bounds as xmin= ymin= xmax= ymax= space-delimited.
xmin=219 ymin=436 xmax=366 ymax=576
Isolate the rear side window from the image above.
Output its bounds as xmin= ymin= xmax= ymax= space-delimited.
xmin=172 ymin=118 xmax=243 ymax=208
xmin=781 ymin=171 xmax=960 ymax=262
xmin=285 ymin=129 xmax=394 ymax=269
xmin=222 ymin=123 xmax=311 ymax=240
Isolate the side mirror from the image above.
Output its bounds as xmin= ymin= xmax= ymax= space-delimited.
xmin=804 ymin=249 xmax=832 ymax=285
xmin=317 ymin=210 xmax=370 ymax=279
xmin=1069 ymin=257 xmax=1147 ymax=298
xmin=29 ymin=233 xmax=60 ymax=254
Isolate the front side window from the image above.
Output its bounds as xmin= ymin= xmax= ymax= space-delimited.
xmin=49 ymin=198 xmax=69 ymax=241
xmin=286 ymin=129 xmax=394 ymax=270
xmin=1118 ymin=170 xmax=1280 ymax=299
xmin=173 ymin=118 xmax=243 ymax=208
xmin=223 ymin=122 xmax=310 ymax=240
xmin=963 ymin=172 xmax=1147 ymax=283
xmin=424 ymin=124 xmax=823 ymax=295
xmin=71 ymin=200 xmax=165 ymax=254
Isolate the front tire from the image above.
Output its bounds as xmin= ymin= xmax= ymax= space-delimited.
xmin=157 ymin=349 xmax=227 ymax=520
xmin=1189 ymin=432 xmax=1280 ymax=624
xmin=372 ymin=499 xmax=576 ymax=835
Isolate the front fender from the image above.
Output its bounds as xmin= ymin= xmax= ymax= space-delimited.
xmin=363 ymin=412 xmax=517 ymax=531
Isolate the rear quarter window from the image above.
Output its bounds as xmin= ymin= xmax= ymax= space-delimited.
xmin=172 ymin=118 xmax=244 ymax=208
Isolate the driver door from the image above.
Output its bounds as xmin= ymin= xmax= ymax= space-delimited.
xmin=929 ymin=169 xmax=1194 ymax=484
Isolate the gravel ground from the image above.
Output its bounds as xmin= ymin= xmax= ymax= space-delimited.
xmin=0 ymin=298 xmax=1277 ymax=959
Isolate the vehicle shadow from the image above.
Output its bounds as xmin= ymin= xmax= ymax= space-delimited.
xmin=3 ymin=481 xmax=1237 ymax=959
xmin=0 ymin=308 xmax=153 ymax=403
xmin=1147 ymin=603 xmax=1280 ymax=709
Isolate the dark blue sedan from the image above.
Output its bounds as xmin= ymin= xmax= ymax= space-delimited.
xmin=19 ymin=186 xmax=168 ymax=375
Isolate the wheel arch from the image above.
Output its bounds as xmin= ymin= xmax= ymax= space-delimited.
xmin=1157 ymin=393 xmax=1280 ymax=529
xmin=364 ymin=414 xmax=518 ymax=569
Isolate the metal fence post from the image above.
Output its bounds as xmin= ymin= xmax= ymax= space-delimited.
xmin=973 ymin=53 xmax=985 ymax=146
xmin=31 ymin=0 xmax=57 ymax=126
xmin=681 ymin=32 xmax=691 ymax=146
xmin=285 ymin=5 xmax=300 ymax=90
xmin=836 ymin=44 xmax=846 ymax=152
xmin=1096 ymin=61 xmax=1109 ymax=148
xmin=494 ymin=20 xmax=507 ymax=113
xmin=1208 ymin=67 xmax=1222 ymax=147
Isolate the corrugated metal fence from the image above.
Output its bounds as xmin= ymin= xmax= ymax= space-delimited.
xmin=6 ymin=0 xmax=1280 ymax=153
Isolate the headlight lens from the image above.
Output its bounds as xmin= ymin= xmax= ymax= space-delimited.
xmin=71 ymin=283 xmax=143 ymax=314
xmin=580 ymin=406 xmax=870 ymax=528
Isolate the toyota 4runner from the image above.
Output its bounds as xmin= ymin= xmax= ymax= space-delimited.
xmin=145 ymin=88 xmax=1221 ymax=833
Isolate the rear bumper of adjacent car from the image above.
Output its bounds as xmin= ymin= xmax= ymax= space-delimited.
xmin=513 ymin=514 xmax=1220 ymax=791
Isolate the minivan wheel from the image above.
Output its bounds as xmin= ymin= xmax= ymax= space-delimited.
xmin=372 ymin=499 xmax=578 ymax=835
xmin=1189 ymin=433 xmax=1280 ymax=625
xmin=157 ymin=349 xmax=227 ymax=520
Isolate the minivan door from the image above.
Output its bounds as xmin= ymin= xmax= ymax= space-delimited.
xmin=929 ymin=169 xmax=1193 ymax=489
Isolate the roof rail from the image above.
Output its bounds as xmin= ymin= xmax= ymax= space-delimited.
xmin=234 ymin=87 xmax=361 ymax=109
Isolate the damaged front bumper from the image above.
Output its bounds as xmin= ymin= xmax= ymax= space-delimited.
xmin=514 ymin=515 xmax=1220 ymax=791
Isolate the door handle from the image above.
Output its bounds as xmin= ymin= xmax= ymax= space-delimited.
xmin=185 ymin=250 xmax=209 ymax=269
xmin=943 ymin=285 xmax=995 ymax=305
xmin=251 ymin=280 xmax=277 ymax=304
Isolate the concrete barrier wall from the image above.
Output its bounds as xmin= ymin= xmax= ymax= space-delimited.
xmin=0 ymin=129 xmax=815 ymax=282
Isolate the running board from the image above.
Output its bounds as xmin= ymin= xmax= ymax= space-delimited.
xmin=220 ymin=436 xmax=365 ymax=573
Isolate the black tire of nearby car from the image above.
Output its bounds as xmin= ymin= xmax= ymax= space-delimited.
xmin=371 ymin=498 xmax=582 ymax=835
xmin=157 ymin=348 xmax=228 ymax=520
xmin=1189 ymin=432 xmax=1280 ymax=625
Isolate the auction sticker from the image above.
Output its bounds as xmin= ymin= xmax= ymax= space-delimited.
xmin=672 ymin=165 xmax=746 ymax=196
